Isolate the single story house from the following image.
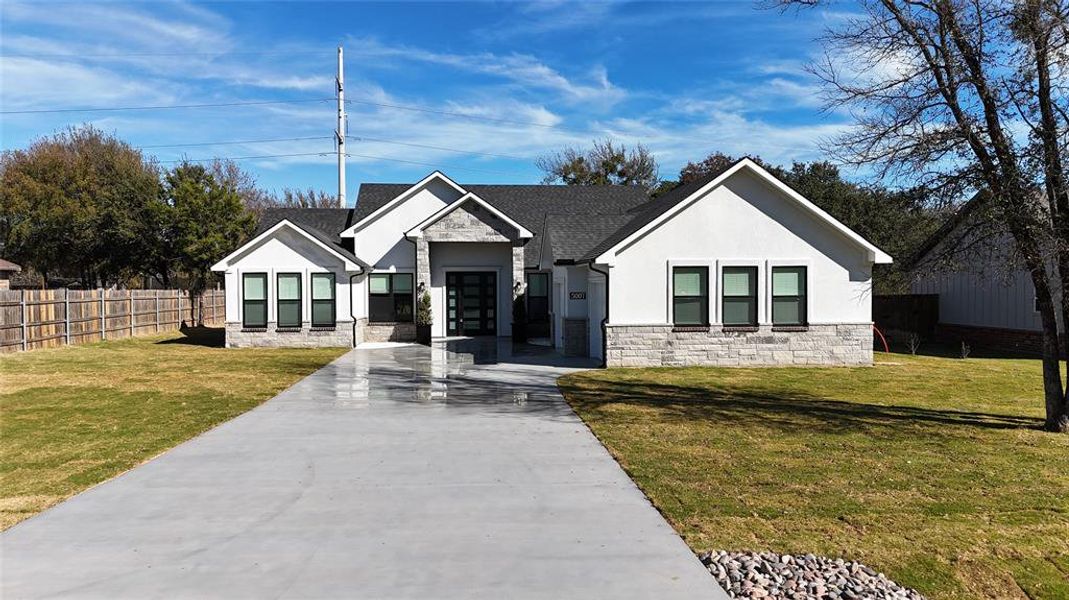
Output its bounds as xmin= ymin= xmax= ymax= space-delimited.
xmin=910 ymin=193 xmax=1063 ymax=354
xmin=212 ymin=159 xmax=891 ymax=366
xmin=0 ymin=259 xmax=22 ymax=290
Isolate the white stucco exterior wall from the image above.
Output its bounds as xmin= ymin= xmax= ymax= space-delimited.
xmin=604 ymin=169 xmax=874 ymax=327
xmin=217 ymin=227 xmax=359 ymax=348
xmin=347 ymin=180 xmax=462 ymax=269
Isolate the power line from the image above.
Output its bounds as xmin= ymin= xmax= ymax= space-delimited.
xmin=346 ymin=135 xmax=530 ymax=161
xmin=133 ymin=133 xmax=528 ymax=164
xmin=139 ymin=136 xmax=331 ymax=149
xmin=3 ymin=50 xmax=332 ymax=59
xmin=345 ymin=99 xmax=563 ymax=130
xmin=155 ymin=151 xmax=524 ymax=176
xmin=157 ymin=152 xmax=332 ymax=164
xmin=346 ymin=153 xmax=523 ymax=176
xmin=0 ymin=98 xmax=333 ymax=115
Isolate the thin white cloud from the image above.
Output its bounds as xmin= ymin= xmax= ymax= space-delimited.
xmin=344 ymin=37 xmax=625 ymax=106
xmin=0 ymin=57 xmax=175 ymax=110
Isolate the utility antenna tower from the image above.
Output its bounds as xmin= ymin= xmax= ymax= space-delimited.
xmin=336 ymin=45 xmax=346 ymax=205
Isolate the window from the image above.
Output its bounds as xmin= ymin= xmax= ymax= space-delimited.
xmin=242 ymin=273 xmax=268 ymax=328
xmin=772 ymin=267 xmax=807 ymax=326
xmin=722 ymin=266 xmax=757 ymax=327
xmin=673 ymin=267 xmax=708 ymax=326
xmin=311 ymin=273 xmax=336 ymax=327
xmin=526 ymin=273 xmax=550 ymax=323
xmin=276 ymin=273 xmax=302 ymax=328
xmin=369 ymin=273 xmax=413 ymax=323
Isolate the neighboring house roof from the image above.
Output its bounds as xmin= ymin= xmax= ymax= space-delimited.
xmin=585 ymin=158 xmax=893 ymax=265
xmin=356 ymin=182 xmax=650 ymax=265
xmin=906 ymin=191 xmax=989 ymax=269
xmin=0 ymin=258 xmax=22 ymax=273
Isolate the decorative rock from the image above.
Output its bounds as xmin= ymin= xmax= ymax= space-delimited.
xmin=698 ymin=550 xmax=926 ymax=600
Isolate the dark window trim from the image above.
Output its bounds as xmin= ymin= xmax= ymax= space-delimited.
xmin=368 ymin=272 xmax=414 ymax=323
xmin=276 ymin=272 xmax=302 ymax=329
xmin=771 ymin=266 xmax=808 ymax=327
xmin=721 ymin=266 xmax=758 ymax=327
xmin=311 ymin=272 xmax=336 ymax=328
xmin=242 ymin=272 xmax=268 ymax=329
xmin=672 ymin=266 xmax=709 ymax=326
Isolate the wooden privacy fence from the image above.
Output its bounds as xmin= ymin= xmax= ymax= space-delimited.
xmin=0 ymin=289 xmax=225 ymax=353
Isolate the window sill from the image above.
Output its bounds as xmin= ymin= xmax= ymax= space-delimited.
xmin=310 ymin=326 xmax=336 ymax=331
xmin=672 ymin=325 xmax=710 ymax=333
xmin=772 ymin=325 xmax=809 ymax=332
xmin=275 ymin=327 xmax=303 ymax=333
xmin=367 ymin=321 xmax=415 ymax=326
xmin=241 ymin=327 xmax=268 ymax=333
xmin=722 ymin=325 xmax=759 ymax=333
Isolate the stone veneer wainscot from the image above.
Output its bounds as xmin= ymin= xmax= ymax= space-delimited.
xmin=225 ymin=319 xmax=363 ymax=348
xmin=604 ymin=323 xmax=873 ymax=367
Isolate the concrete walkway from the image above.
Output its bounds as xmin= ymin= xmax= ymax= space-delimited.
xmin=1 ymin=339 xmax=726 ymax=599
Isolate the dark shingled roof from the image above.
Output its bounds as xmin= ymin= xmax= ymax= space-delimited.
xmin=356 ymin=183 xmax=651 ymax=264
xmin=248 ymin=182 xmax=672 ymax=267
xmin=254 ymin=208 xmax=362 ymax=265
xmin=543 ymin=213 xmax=637 ymax=265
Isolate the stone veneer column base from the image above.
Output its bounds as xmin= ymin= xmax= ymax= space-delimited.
xmin=364 ymin=322 xmax=417 ymax=343
xmin=225 ymin=320 xmax=362 ymax=348
xmin=605 ymin=323 xmax=873 ymax=367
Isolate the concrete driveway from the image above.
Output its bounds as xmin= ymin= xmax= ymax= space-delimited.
xmin=1 ymin=339 xmax=726 ymax=599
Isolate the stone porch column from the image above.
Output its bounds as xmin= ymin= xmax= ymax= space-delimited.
xmin=511 ymin=241 xmax=525 ymax=299
xmin=416 ymin=238 xmax=431 ymax=293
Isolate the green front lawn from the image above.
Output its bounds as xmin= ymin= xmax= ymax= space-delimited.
xmin=560 ymin=353 xmax=1069 ymax=600
xmin=0 ymin=328 xmax=347 ymax=530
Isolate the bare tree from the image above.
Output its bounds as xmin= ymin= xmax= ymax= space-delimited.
xmin=209 ymin=159 xmax=275 ymax=212
xmin=272 ymin=187 xmax=342 ymax=208
xmin=782 ymin=0 xmax=1068 ymax=431
xmin=536 ymin=139 xmax=660 ymax=191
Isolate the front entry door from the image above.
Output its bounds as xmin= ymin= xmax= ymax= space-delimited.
xmin=446 ymin=272 xmax=497 ymax=336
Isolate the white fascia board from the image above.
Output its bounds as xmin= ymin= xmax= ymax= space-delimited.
xmin=594 ymin=158 xmax=893 ymax=265
xmin=404 ymin=192 xmax=534 ymax=239
xmin=340 ymin=170 xmax=467 ymax=238
xmin=210 ymin=219 xmax=363 ymax=272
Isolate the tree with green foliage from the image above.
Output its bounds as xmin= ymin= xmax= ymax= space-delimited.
xmin=0 ymin=126 xmax=160 ymax=286
xmin=678 ymin=152 xmax=776 ymax=185
xmin=536 ymin=139 xmax=660 ymax=191
xmin=159 ymin=162 xmax=256 ymax=320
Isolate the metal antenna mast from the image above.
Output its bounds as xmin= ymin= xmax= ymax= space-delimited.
xmin=336 ymin=45 xmax=346 ymax=205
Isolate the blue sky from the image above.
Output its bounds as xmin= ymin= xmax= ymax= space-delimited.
xmin=1 ymin=1 xmax=859 ymax=204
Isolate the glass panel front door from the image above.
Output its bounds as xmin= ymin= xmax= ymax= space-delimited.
xmin=446 ymin=272 xmax=497 ymax=336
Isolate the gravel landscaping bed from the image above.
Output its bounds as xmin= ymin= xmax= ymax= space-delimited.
xmin=700 ymin=551 xmax=925 ymax=599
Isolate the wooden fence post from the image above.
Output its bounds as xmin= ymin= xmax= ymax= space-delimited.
xmin=100 ymin=288 xmax=106 ymax=341
xmin=129 ymin=291 xmax=134 ymax=338
xmin=21 ymin=289 xmax=28 ymax=351
xmin=155 ymin=291 xmax=160 ymax=333
xmin=64 ymin=289 xmax=71 ymax=346
xmin=177 ymin=290 xmax=183 ymax=328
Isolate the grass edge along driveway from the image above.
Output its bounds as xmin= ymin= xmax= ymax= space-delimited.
xmin=0 ymin=328 xmax=348 ymax=530
xmin=559 ymin=353 xmax=1069 ymax=600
